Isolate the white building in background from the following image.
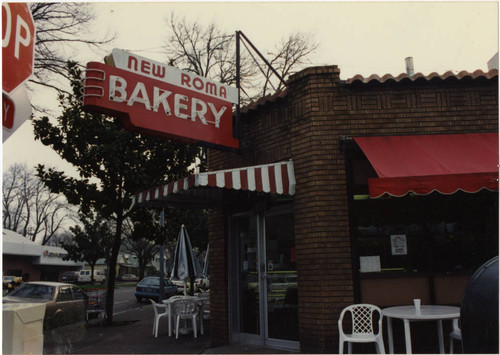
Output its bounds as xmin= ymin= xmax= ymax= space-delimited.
xmin=2 ymin=229 xmax=192 ymax=281
xmin=2 ymin=229 xmax=84 ymax=281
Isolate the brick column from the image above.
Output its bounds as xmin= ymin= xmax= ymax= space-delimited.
xmin=208 ymin=208 xmax=229 ymax=346
xmin=287 ymin=66 xmax=354 ymax=352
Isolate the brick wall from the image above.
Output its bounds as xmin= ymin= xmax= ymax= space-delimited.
xmin=207 ymin=208 xmax=229 ymax=346
xmin=3 ymin=255 xmax=41 ymax=280
xmin=207 ymin=66 xmax=498 ymax=353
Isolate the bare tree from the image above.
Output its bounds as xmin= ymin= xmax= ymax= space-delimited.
xmin=29 ymin=3 xmax=113 ymax=99
xmin=122 ymin=238 xmax=159 ymax=280
xmin=164 ymin=14 xmax=318 ymax=103
xmin=3 ymin=164 xmax=29 ymax=232
xmin=165 ymin=14 xmax=258 ymax=102
xmin=261 ymin=32 xmax=319 ymax=97
xmin=121 ymin=216 xmax=161 ymax=280
xmin=45 ymin=230 xmax=74 ymax=247
xmin=2 ymin=163 xmax=75 ymax=244
xmin=32 ymin=188 xmax=75 ymax=245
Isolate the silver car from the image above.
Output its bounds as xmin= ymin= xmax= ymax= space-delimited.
xmin=3 ymin=281 xmax=88 ymax=330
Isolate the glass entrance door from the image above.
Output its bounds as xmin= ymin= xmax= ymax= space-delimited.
xmin=233 ymin=215 xmax=260 ymax=336
xmin=230 ymin=208 xmax=298 ymax=349
xmin=264 ymin=213 xmax=298 ymax=344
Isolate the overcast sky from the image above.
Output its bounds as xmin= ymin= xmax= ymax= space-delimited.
xmin=3 ymin=1 xmax=498 ymax=172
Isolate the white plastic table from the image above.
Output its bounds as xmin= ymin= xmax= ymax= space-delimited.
xmin=162 ymin=295 xmax=205 ymax=336
xmin=382 ymin=305 xmax=460 ymax=354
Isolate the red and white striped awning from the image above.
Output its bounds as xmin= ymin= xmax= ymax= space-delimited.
xmin=132 ymin=161 xmax=296 ymax=208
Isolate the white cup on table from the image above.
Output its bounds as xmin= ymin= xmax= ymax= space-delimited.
xmin=413 ymin=298 xmax=421 ymax=312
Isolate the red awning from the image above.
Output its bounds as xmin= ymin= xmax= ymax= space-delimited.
xmin=354 ymin=133 xmax=499 ymax=198
xmin=132 ymin=161 xmax=296 ymax=208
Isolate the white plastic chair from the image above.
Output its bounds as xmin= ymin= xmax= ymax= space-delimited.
xmin=150 ymin=299 xmax=170 ymax=337
xmin=449 ymin=318 xmax=462 ymax=353
xmin=338 ymin=304 xmax=386 ymax=354
xmin=171 ymin=299 xmax=202 ymax=339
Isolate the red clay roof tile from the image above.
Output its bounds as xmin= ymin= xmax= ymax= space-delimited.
xmin=346 ymin=69 xmax=498 ymax=84
xmin=240 ymin=89 xmax=288 ymax=114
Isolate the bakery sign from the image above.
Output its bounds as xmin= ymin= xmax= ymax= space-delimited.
xmin=82 ymin=49 xmax=239 ymax=149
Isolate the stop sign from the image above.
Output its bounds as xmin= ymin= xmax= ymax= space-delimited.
xmin=2 ymin=2 xmax=35 ymax=94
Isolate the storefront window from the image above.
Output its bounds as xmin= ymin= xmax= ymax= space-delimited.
xmin=352 ymin=190 xmax=498 ymax=274
xmin=344 ymin=143 xmax=498 ymax=305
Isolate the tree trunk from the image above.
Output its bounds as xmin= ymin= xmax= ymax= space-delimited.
xmin=139 ymin=260 xmax=146 ymax=280
xmin=105 ymin=213 xmax=123 ymax=325
xmin=90 ymin=264 xmax=95 ymax=284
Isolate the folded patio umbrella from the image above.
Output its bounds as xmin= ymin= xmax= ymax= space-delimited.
xmin=170 ymin=225 xmax=201 ymax=294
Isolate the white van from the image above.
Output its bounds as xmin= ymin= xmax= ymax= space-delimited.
xmin=78 ymin=270 xmax=106 ymax=284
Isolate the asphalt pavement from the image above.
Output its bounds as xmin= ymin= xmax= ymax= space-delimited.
xmin=43 ymin=302 xmax=296 ymax=354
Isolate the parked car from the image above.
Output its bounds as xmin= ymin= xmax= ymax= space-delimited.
xmin=196 ymin=275 xmax=210 ymax=291
xmin=171 ymin=278 xmax=189 ymax=294
xmin=61 ymin=271 xmax=79 ymax=283
xmin=117 ymin=274 xmax=139 ymax=281
xmin=3 ymin=275 xmax=25 ymax=294
xmin=171 ymin=275 xmax=210 ymax=294
xmin=78 ymin=270 xmax=106 ymax=284
xmin=3 ymin=281 xmax=88 ymax=330
xmin=135 ymin=276 xmax=178 ymax=302
xmin=3 ymin=275 xmax=16 ymax=289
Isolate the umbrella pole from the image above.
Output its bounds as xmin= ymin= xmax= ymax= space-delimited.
xmin=190 ymin=275 xmax=195 ymax=295
xmin=158 ymin=209 xmax=165 ymax=303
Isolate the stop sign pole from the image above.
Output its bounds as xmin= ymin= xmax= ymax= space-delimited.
xmin=2 ymin=2 xmax=35 ymax=142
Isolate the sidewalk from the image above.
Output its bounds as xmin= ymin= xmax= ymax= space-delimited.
xmin=43 ymin=303 xmax=297 ymax=354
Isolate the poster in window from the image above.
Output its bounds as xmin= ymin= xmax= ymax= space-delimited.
xmin=391 ymin=234 xmax=407 ymax=255
xmin=360 ymin=256 xmax=381 ymax=272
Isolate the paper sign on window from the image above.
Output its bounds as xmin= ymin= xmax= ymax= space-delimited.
xmin=391 ymin=234 xmax=407 ymax=255
xmin=360 ymin=256 xmax=381 ymax=272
